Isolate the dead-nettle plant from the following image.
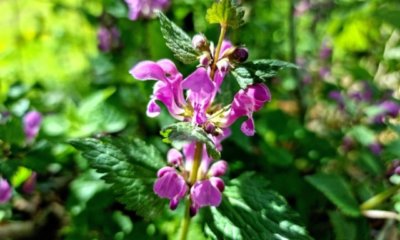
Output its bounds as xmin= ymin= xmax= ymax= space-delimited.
xmin=71 ymin=1 xmax=311 ymax=239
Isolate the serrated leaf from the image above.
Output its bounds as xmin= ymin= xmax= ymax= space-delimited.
xmin=232 ymin=59 xmax=298 ymax=89
xmin=205 ymin=172 xmax=313 ymax=240
xmin=306 ymin=173 xmax=360 ymax=217
xmin=206 ymin=0 xmax=245 ymax=29
xmin=70 ymin=137 xmax=166 ymax=219
xmin=160 ymin=122 xmax=221 ymax=160
xmin=158 ymin=12 xmax=198 ymax=64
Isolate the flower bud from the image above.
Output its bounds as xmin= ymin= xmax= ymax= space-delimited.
xmin=208 ymin=160 xmax=228 ymax=177
xmin=192 ymin=34 xmax=207 ymax=50
xmin=22 ymin=172 xmax=37 ymax=194
xmin=167 ymin=149 xmax=183 ymax=166
xmin=232 ymin=47 xmax=249 ymax=63
xmin=210 ymin=177 xmax=225 ymax=192
xmin=199 ymin=53 xmax=211 ymax=67
xmin=216 ymin=58 xmax=230 ymax=76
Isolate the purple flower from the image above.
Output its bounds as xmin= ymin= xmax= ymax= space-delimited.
xmin=373 ymin=101 xmax=400 ymax=124
xmin=125 ymin=0 xmax=170 ymax=21
xmin=221 ymin=83 xmax=271 ymax=136
xmin=190 ymin=178 xmax=223 ymax=212
xmin=319 ymin=67 xmax=331 ymax=79
xmin=130 ymin=60 xmax=186 ymax=119
xmin=153 ymin=167 xmax=188 ymax=210
xmin=23 ymin=111 xmax=42 ymax=141
xmin=0 ymin=178 xmax=12 ymax=204
xmin=341 ymin=136 xmax=355 ymax=152
xmin=349 ymin=81 xmax=373 ymax=103
xmin=22 ymin=172 xmax=37 ymax=194
xmin=369 ymin=142 xmax=382 ymax=156
xmin=294 ymin=0 xmax=311 ymax=16
xmin=97 ymin=25 xmax=120 ymax=52
xmin=153 ymin=142 xmax=228 ymax=213
xmin=319 ymin=42 xmax=332 ymax=60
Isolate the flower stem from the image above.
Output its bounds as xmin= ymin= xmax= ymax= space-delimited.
xmin=179 ymin=201 xmax=191 ymax=240
xmin=210 ymin=24 xmax=227 ymax=80
xmin=179 ymin=142 xmax=203 ymax=240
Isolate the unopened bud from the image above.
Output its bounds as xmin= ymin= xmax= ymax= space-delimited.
xmin=209 ymin=160 xmax=228 ymax=177
xmin=192 ymin=34 xmax=207 ymax=50
xmin=232 ymin=47 xmax=249 ymax=63
xmin=210 ymin=177 xmax=225 ymax=192
xmin=199 ymin=53 xmax=211 ymax=67
xmin=216 ymin=58 xmax=230 ymax=75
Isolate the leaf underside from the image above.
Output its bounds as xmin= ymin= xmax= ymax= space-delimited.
xmin=158 ymin=12 xmax=199 ymax=64
xmin=232 ymin=59 xmax=298 ymax=89
xmin=206 ymin=0 xmax=245 ymax=29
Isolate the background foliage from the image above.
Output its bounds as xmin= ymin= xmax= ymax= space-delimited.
xmin=1 ymin=0 xmax=400 ymax=239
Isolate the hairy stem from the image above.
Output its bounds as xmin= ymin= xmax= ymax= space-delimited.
xmin=210 ymin=24 xmax=227 ymax=80
xmin=179 ymin=142 xmax=203 ymax=240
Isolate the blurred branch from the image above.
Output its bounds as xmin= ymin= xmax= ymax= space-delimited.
xmin=289 ymin=0 xmax=306 ymax=124
xmin=362 ymin=210 xmax=400 ymax=221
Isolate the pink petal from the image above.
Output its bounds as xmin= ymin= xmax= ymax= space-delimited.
xmin=154 ymin=170 xmax=187 ymax=199
xmin=191 ymin=180 xmax=222 ymax=207
xmin=129 ymin=61 xmax=167 ymax=82
xmin=241 ymin=117 xmax=255 ymax=136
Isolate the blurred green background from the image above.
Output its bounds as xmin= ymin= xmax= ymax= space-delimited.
xmin=1 ymin=0 xmax=400 ymax=239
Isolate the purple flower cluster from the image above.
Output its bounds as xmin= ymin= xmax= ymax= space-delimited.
xmin=154 ymin=141 xmax=228 ymax=214
xmin=130 ymin=35 xmax=271 ymax=213
xmin=130 ymin=40 xmax=270 ymax=136
xmin=0 ymin=178 xmax=12 ymax=204
xmin=125 ymin=0 xmax=170 ymax=21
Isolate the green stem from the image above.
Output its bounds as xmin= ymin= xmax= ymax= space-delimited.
xmin=360 ymin=185 xmax=400 ymax=210
xmin=179 ymin=201 xmax=191 ymax=240
xmin=210 ymin=25 xmax=227 ymax=80
xmin=179 ymin=142 xmax=203 ymax=240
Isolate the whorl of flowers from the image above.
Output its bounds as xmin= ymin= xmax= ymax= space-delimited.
xmin=130 ymin=32 xmax=271 ymax=214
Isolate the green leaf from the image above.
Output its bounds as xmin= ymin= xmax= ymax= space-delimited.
xmin=231 ymin=59 xmax=298 ymax=89
xmin=348 ymin=126 xmax=375 ymax=146
xmin=305 ymin=173 xmax=360 ymax=217
xmin=158 ymin=12 xmax=199 ymax=64
xmin=206 ymin=0 xmax=245 ymax=29
xmin=70 ymin=137 xmax=166 ymax=219
xmin=329 ymin=211 xmax=357 ymax=240
xmin=0 ymin=116 xmax=25 ymax=145
xmin=205 ymin=172 xmax=312 ymax=240
xmin=160 ymin=122 xmax=221 ymax=160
